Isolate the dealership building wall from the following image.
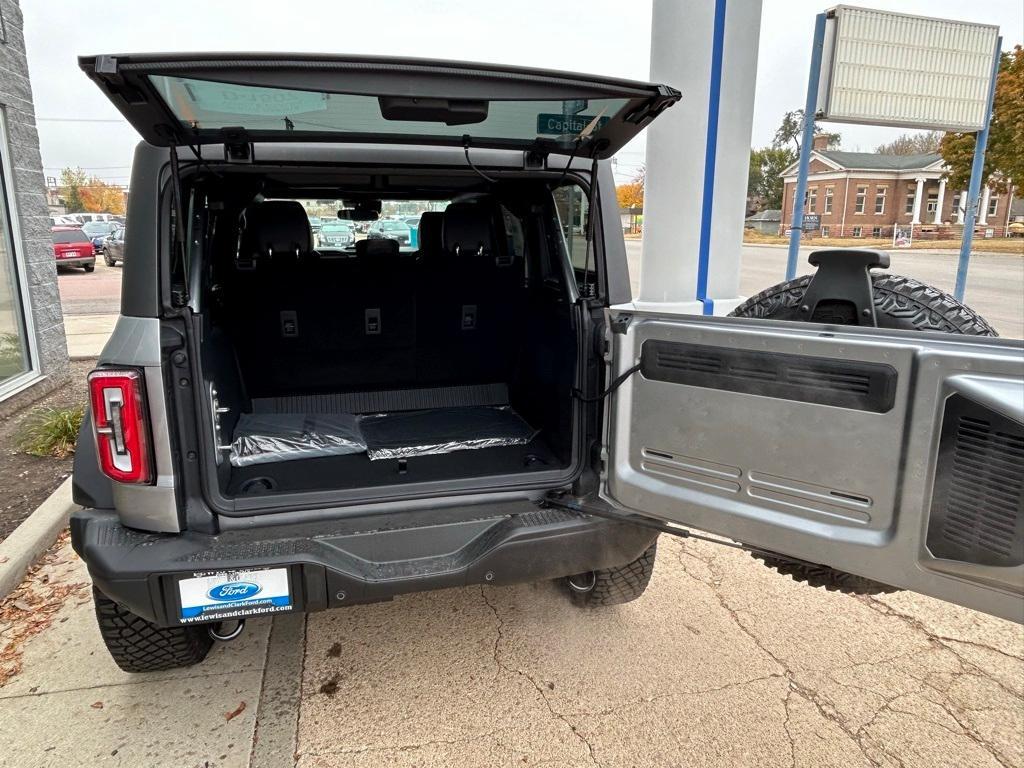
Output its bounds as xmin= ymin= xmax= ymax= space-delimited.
xmin=0 ymin=0 xmax=69 ymax=411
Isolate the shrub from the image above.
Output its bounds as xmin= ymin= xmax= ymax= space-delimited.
xmin=17 ymin=404 xmax=85 ymax=459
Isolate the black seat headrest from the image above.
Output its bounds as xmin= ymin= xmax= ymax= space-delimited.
xmin=355 ymin=238 xmax=400 ymax=265
xmin=416 ymin=211 xmax=444 ymax=254
xmin=443 ymin=203 xmax=497 ymax=257
xmin=243 ymin=200 xmax=312 ymax=258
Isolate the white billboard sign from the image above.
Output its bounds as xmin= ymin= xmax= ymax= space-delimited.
xmin=817 ymin=6 xmax=999 ymax=132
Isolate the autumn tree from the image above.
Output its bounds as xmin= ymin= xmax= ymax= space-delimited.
xmin=615 ymin=166 xmax=646 ymax=209
xmin=875 ymin=131 xmax=944 ymax=155
xmin=59 ymin=167 xmax=88 ymax=213
xmin=773 ymin=110 xmax=841 ymax=153
xmin=747 ymin=147 xmax=796 ymax=209
xmin=80 ymin=178 xmax=127 ymax=215
xmin=940 ymin=45 xmax=1023 ymax=194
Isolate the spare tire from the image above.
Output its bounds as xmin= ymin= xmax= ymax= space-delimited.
xmin=730 ymin=270 xmax=998 ymax=594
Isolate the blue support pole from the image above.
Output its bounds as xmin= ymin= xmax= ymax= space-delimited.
xmin=786 ymin=13 xmax=827 ymax=281
xmin=954 ymin=36 xmax=1002 ymax=303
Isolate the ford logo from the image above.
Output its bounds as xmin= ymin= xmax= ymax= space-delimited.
xmin=207 ymin=582 xmax=262 ymax=602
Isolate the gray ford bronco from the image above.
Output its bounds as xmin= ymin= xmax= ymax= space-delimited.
xmin=70 ymin=53 xmax=1023 ymax=672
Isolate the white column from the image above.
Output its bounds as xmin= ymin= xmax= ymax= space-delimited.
xmin=956 ymin=190 xmax=967 ymax=224
xmin=933 ymin=179 xmax=946 ymax=225
xmin=978 ymin=186 xmax=991 ymax=224
xmin=639 ymin=0 xmax=763 ymax=315
xmin=911 ymin=177 xmax=925 ymax=224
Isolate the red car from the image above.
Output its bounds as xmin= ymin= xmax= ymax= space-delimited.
xmin=51 ymin=226 xmax=96 ymax=272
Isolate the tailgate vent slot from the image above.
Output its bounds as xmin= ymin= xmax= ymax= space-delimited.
xmin=927 ymin=396 xmax=1024 ymax=567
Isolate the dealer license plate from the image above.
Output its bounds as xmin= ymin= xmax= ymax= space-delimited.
xmin=176 ymin=567 xmax=292 ymax=623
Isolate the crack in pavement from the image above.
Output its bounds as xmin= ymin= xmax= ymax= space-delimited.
xmin=479 ymin=586 xmax=601 ymax=767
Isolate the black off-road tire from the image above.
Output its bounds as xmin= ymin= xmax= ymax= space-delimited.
xmin=730 ymin=271 xmax=997 ymax=595
xmin=92 ymin=587 xmax=213 ymax=672
xmin=103 ymin=250 xmax=115 ymax=267
xmin=567 ymin=540 xmax=657 ymax=607
xmin=83 ymin=263 xmax=95 ymax=273
xmin=732 ymin=273 xmax=998 ymax=336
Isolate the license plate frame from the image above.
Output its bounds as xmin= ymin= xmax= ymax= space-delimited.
xmin=174 ymin=567 xmax=294 ymax=624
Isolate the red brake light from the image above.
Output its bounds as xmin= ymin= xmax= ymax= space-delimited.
xmin=88 ymin=368 xmax=153 ymax=484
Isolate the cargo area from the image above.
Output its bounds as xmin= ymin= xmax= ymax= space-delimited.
xmin=193 ymin=182 xmax=584 ymax=502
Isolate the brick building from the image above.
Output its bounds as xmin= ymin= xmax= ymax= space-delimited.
xmin=780 ymin=135 xmax=1018 ymax=239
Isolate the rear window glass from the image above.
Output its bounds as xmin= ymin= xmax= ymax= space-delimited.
xmin=82 ymin=222 xmax=116 ymax=236
xmin=148 ymin=76 xmax=628 ymax=150
xmin=52 ymin=229 xmax=90 ymax=244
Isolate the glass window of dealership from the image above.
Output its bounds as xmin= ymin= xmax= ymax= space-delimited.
xmin=0 ymin=110 xmax=35 ymax=393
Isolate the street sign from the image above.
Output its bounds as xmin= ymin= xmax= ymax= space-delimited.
xmin=802 ymin=214 xmax=821 ymax=231
xmin=536 ymin=114 xmax=610 ymax=136
xmin=816 ymin=7 xmax=999 ymax=132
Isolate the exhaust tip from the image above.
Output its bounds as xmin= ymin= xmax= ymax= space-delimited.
xmin=208 ymin=619 xmax=246 ymax=642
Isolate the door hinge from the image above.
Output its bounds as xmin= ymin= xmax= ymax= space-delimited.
xmin=609 ymin=314 xmax=632 ymax=334
xmin=221 ymin=128 xmax=254 ymax=163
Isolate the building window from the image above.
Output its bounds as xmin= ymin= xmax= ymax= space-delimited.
xmin=807 ymin=187 xmax=817 ymax=213
xmin=951 ymin=192 xmax=962 ymax=216
xmin=872 ymin=226 xmax=882 ymax=238
xmin=820 ymin=225 xmax=830 ymax=238
xmin=874 ymin=187 xmax=887 ymax=215
xmin=0 ymin=110 xmax=34 ymax=391
xmin=852 ymin=226 xmax=863 ymax=237
xmin=926 ymin=193 xmax=939 ymax=214
xmin=988 ymin=195 xmax=999 ymax=217
xmin=855 ymin=186 xmax=867 ymax=214
xmin=905 ymin=191 xmax=916 ymax=215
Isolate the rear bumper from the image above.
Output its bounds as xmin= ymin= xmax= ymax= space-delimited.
xmin=70 ymin=502 xmax=657 ymax=627
xmin=56 ymin=256 xmax=95 ymax=267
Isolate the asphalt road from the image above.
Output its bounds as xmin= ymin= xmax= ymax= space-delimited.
xmin=625 ymin=240 xmax=1024 ymax=338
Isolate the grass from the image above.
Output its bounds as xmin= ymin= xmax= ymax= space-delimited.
xmin=742 ymin=229 xmax=1024 ymax=254
xmin=16 ymin=404 xmax=85 ymax=459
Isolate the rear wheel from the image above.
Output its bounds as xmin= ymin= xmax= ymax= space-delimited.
xmin=83 ymin=263 xmax=95 ymax=273
xmin=566 ymin=540 xmax=658 ymax=607
xmin=730 ymin=272 xmax=998 ymax=595
xmin=92 ymin=587 xmax=213 ymax=672
xmin=103 ymin=250 xmax=115 ymax=267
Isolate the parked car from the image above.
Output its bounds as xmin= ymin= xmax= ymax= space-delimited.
xmin=70 ymin=52 xmax=1021 ymax=676
xmin=66 ymin=212 xmax=119 ymax=224
xmin=50 ymin=215 xmax=80 ymax=227
xmin=51 ymin=226 xmax=95 ymax=272
xmin=102 ymin=225 xmax=126 ymax=266
xmin=404 ymin=216 xmax=421 ymax=230
xmin=1007 ymin=221 xmax=1024 ymax=238
xmin=367 ymin=218 xmax=411 ymax=245
xmin=82 ymin=221 xmax=120 ymax=253
xmin=307 ymin=215 xmax=322 ymax=235
xmin=318 ymin=220 xmax=354 ymax=248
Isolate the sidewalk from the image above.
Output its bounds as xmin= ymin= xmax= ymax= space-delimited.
xmin=64 ymin=314 xmax=117 ymax=360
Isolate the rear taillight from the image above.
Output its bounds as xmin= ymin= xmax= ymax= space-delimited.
xmin=88 ymin=369 xmax=153 ymax=484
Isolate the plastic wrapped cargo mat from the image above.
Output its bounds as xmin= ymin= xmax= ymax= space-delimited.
xmin=361 ymin=406 xmax=537 ymax=460
xmin=230 ymin=413 xmax=365 ymax=467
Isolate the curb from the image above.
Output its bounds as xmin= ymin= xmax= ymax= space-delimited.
xmin=0 ymin=477 xmax=78 ymax=599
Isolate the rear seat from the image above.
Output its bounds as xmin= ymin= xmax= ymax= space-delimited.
xmin=416 ymin=201 xmax=523 ymax=384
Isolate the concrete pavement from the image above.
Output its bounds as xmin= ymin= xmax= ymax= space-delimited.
xmin=1 ymin=533 xmax=1020 ymax=767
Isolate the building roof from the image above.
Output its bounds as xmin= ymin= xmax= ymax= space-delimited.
xmin=746 ymin=209 xmax=782 ymax=221
xmin=817 ymin=151 xmax=942 ymax=171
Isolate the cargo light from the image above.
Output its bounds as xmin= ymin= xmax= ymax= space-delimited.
xmin=88 ymin=368 xmax=153 ymax=484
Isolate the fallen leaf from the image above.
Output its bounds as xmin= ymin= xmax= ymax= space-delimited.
xmin=225 ymin=701 xmax=246 ymax=721
xmin=12 ymin=600 xmax=33 ymax=611
xmin=90 ymin=701 xmax=103 ymax=709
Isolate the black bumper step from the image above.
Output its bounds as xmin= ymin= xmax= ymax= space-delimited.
xmin=71 ymin=501 xmax=656 ymax=627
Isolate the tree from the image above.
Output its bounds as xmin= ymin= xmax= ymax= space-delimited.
xmin=80 ymin=179 xmax=127 ymax=215
xmin=615 ymin=166 xmax=645 ymax=209
xmin=875 ymin=131 xmax=944 ymax=155
xmin=772 ymin=109 xmax=841 ymax=153
xmin=616 ymin=182 xmax=644 ymax=209
xmin=940 ymin=46 xmax=1024 ymax=194
xmin=747 ymin=147 xmax=797 ymax=210
xmin=59 ymin=167 xmax=88 ymax=213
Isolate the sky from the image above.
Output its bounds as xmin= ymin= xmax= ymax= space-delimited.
xmin=21 ymin=0 xmax=1024 ymax=188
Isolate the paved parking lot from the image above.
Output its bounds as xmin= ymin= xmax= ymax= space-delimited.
xmin=2 ymin=530 xmax=1020 ymax=768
